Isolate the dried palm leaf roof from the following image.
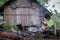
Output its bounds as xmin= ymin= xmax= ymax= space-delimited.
xmin=0 ymin=0 xmax=51 ymax=16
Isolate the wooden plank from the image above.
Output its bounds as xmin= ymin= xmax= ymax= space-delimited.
xmin=4 ymin=7 xmax=16 ymax=25
xmin=4 ymin=3 xmax=41 ymax=26
xmin=16 ymin=0 xmax=31 ymax=7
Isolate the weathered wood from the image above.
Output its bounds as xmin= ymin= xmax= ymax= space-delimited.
xmin=0 ymin=31 xmax=18 ymax=39
xmin=16 ymin=0 xmax=31 ymax=7
xmin=4 ymin=6 xmax=16 ymax=25
xmin=4 ymin=2 xmax=41 ymax=26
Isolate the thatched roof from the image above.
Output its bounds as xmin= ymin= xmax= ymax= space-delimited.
xmin=0 ymin=0 xmax=51 ymax=16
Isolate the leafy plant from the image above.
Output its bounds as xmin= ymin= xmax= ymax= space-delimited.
xmin=0 ymin=0 xmax=9 ymax=7
xmin=51 ymin=12 xmax=60 ymax=30
xmin=37 ymin=0 xmax=48 ymax=5
xmin=4 ymin=23 xmax=18 ymax=31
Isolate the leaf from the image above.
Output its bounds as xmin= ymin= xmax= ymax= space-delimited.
xmin=37 ymin=0 xmax=48 ymax=4
xmin=0 ymin=0 xmax=9 ymax=6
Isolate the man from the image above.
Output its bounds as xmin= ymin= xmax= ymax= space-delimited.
xmin=41 ymin=14 xmax=55 ymax=38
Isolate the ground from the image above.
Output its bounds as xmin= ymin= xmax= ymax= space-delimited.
xmin=0 ymin=30 xmax=60 ymax=40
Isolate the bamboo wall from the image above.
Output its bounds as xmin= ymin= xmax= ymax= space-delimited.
xmin=4 ymin=6 xmax=16 ymax=25
xmin=16 ymin=0 xmax=31 ymax=7
xmin=4 ymin=3 xmax=41 ymax=26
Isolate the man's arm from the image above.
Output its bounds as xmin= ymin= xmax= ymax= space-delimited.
xmin=41 ymin=22 xmax=48 ymax=32
xmin=41 ymin=22 xmax=47 ymax=26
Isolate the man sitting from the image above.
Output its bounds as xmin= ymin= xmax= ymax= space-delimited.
xmin=41 ymin=14 xmax=55 ymax=38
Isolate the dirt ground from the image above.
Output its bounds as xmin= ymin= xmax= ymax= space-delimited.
xmin=0 ymin=30 xmax=60 ymax=40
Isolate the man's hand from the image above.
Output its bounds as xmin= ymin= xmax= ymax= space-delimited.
xmin=41 ymin=21 xmax=47 ymax=26
xmin=42 ymin=26 xmax=48 ymax=32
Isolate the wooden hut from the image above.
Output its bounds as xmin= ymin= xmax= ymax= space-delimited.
xmin=4 ymin=0 xmax=41 ymax=26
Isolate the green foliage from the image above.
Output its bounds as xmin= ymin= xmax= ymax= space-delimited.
xmin=4 ymin=23 xmax=18 ymax=31
xmin=4 ymin=23 xmax=11 ymax=30
xmin=37 ymin=0 xmax=48 ymax=5
xmin=0 ymin=0 xmax=9 ymax=6
xmin=51 ymin=13 xmax=60 ymax=29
